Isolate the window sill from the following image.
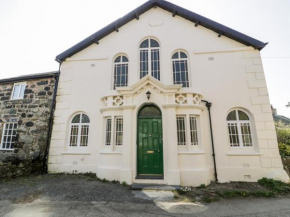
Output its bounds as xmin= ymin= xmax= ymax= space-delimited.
xmin=0 ymin=149 xmax=14 ymax=152
xmin=100 ymin=151 xmax=122 ymax=155
xmin=61 ymin=151 xmax=91 ymax=155
xmin=226 ymin=152 xmax=263 ymax=156
xmin=178 ymin=151 xmax=205 ymax=155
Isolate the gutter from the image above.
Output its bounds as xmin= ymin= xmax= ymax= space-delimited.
xmin=202 ymin=100 xmax=218 ymax=182
xmin=42 ymin=62 xmax=61 ymax=174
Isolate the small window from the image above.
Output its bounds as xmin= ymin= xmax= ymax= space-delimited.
xmin=227 ymin=109 xmax=253 ymax=147
xmin=105 ymin=118 xmax=112 ymax=146
xmin=115 ymin=118 xmax=123 ymax=146
xmin=69 ymin=114 xmax=90 ymax=147
xmin=176 ymin=116 xmax=186 ymax=146
xmin=114 ymin=55 xmax=128 ymax=89
xmin=0 ymin=123 xmax=18 ymax=150
xmin=140 ymin=38 xmax=160 ymax=80
xmin=11 ymin=83 xmax=26 ymax=100
xmin=172 ymin=51 xmax=189 ymax=87
xmin=190 ymin=116 xmax=198 ymax=145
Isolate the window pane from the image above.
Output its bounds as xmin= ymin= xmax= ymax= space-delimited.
xmin=241 ymin=123 xmax=253 ymax=147
xmin=114 ymin=56 xmax=121 ymax=63
xmin=228 ymin=123 xmax=239 ymax=147
xmin=139 ymin=105 xmax=161 ymax=117
xmin=81 ymin=114 xmax=90 ymax=123
xmin=172 ymin=60 xmax=189 ymax=87
xmin=172 ymin=52 xmax=179 ymax=59
xmin=0 ymin=123 xmax=18 ymax=150
xmin=151 ymin=49 xmax=160 ymax=80
xmin=19 ymin=85 xmax=26 ymax=98
xmin=140 ymin=50 xmax=148 ymax=78
xmin=12 ymin=85 xmax=20 ymax=99
xmin=122 ymin=56 xmax=128 ymax=62
xmin=150 ymin=39 xmax=159 ymax=47
xmin=190 ymin=117 xmax=198 ymax=145
xmin=72 ymin=115 xmax=81 ymax=123
xmin=114 ymin=64 xmax=128 ymax=89
xmin=238 ymin=110 xmax=250 ymax=120
xmin=80 ymin=125 xmax=89 ymax=147
xmin=115 ymin=118 xmax=123 ymax=146
xmin=105 ymin=119 xmax=112 ymax=146
xmin=227 ymin=111 xmax=237 ymax=121
xmin=180 ymin=52 xmax=187 ymax=58
xmin=176 ymin=117 xmax=186 ymax=145
xmin=140 ymin=39 xmax=149 ymax=48
xmin=69 ymin=125 xmax=79 ymax=146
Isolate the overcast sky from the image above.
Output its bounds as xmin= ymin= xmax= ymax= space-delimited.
xmin=0 ymin=0 xmax=289 ymax=117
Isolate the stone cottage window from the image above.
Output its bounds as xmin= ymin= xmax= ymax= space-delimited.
xmin=69 ymin=114 xmax=90 ymax=147
xmin=11 ymin=82 xmax=26 ymax=100
xmin=227 ymin=109 xmax=253 ymax=147
xmin=140 ymin=38 xmax=160 ymax=80
xmin=172 ymin=51 xmax=189 ymax=87
xmin=114 ymin=55 xmax=128 ymax=89
xmin=0 ymin=123 xmax=18 ymax=150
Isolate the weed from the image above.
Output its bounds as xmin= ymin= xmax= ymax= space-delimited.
xmin=121 ymin=181 xmax=127 ymax=186
xmin=177 ymin=189 xmax=187 ymax=195
xmin=258 ymin=178 xmax=290 ymax=193
xmin=202 ymin=196 xmax=219 ymax=203
xmin=198 ymin=184 xmax=206 ymax=189
xmin=101 ymin=178 xmax=108 ymax=183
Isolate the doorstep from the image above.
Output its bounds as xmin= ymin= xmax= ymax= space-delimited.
xmin=131 ymin=184 xmax=180 ymax=191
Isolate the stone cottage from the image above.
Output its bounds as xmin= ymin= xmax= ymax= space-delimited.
xmin=47 ymin=0 xmax=289 ymax=186
xmin=0 ymin=72 xmax=58 ymax=179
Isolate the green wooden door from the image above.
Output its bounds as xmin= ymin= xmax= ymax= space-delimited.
xmin=137 ymin=118 xmax=163 ymax=176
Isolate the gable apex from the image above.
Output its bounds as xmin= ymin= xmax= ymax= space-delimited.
xmin=56 ymin=0 xmax=267 ymax=62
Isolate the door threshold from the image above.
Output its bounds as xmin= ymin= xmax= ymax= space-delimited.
xmin=136 ymin=175 xmax=164 ymax=180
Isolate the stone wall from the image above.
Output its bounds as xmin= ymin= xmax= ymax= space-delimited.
xmin=0 ymin=77 xmax=56 ymax=180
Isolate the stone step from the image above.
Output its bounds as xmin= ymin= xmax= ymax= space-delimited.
xmin=131 ymin=184 xmax=180 ymax=191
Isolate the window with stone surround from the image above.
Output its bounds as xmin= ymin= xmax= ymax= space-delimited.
xmin=11 ymin=82 xmax=26 ymax=100
xmin=113 ymin=55 xmax=128 ymax=89
xmin=0 ymin=123 xmax=18 ymax=150
xmin=139 ymin=38 xmax=160 ymax=80
xmin=69 ymin=113 xmax=90 ymax=147
xmin=172 ymin=51 xmax=189 ymax=87
xmin=104 ymin=116 xmax=123 ymax=146
xmin=227 ymin=109 xmax=253 ymax=147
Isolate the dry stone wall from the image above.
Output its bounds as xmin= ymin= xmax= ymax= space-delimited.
xmin=0 ymin=77 xmax=56 ymax=180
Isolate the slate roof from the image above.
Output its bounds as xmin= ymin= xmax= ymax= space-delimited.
xmin=0 ymin=72 xmax=59 ymax=84
xmin=56 ymin=0 xmax=267 ymax=62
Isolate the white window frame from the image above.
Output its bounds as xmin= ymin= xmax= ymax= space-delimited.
xmin=113 ymin=55 xmax=129 ymax=90
xmin=103 ymin=116 xmax=123 ymax=151
xmin=0 ymin=122 xmax=18 ymax=150
xmin=172 ymin=51 xmax=190 ymax=87
xmin=139 ymin=38 xmax=161 ymax=80
xmin=227 ymin=109 xmax=253 ymax=148
xmin=11 ymin=82 xmax=26 ymax=100
xmin=176 ymin=114 xmax=201 ymax=152
xmin=68 ymin=113 xmax=90 ymax=148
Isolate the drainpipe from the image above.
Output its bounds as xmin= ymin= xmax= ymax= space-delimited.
xmin=201 ymin=100 xmax=218 ymax=182
xmin=42 ymin=61 xmax=61 ymax=174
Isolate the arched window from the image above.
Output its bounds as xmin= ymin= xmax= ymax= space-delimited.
xmin=140 ymin=38 xmax=160 ymax=80
xmin=227 ymin=109 xmax=253 ymax=147
xmin=114 ymin=55 xmax=128 ymax=89
xmin=69 ymin=113 xmax=90 ymax=147
xmin=172 ymin=51 xmax=189 ymax=87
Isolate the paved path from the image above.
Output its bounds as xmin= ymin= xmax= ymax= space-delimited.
xmin=1 ymin=197 xmax=290 ymax=216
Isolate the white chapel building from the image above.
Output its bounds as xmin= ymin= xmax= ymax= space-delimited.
xmin=48 ymin=0 xmax=289 ymax=186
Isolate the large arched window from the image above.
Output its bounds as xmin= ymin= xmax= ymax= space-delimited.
xmin=114 ymin=55 xmax=128 ymax=89
xmin=227 ymin=109 xmax=253 ymax=147
xmin=140 ymin=38 xmax=160 ymax=80
xmin=69 ymin=113 xmax=90 ymax=147
xmin=172 ymin=51 xmax=189 ymax=87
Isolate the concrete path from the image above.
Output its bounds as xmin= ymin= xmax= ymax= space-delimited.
xmin=1 ymin=196 xmax=290 ymax=216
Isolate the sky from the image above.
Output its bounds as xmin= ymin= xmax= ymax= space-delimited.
xmin=0 ymin=0 xmax=289 ymax=117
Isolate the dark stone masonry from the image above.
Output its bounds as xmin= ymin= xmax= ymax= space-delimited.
xmin=0 ymin=73 xmax=58 ymax=180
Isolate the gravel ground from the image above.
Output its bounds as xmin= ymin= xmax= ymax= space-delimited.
xmin=0 ymin=174 xmax=151 ymax=204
